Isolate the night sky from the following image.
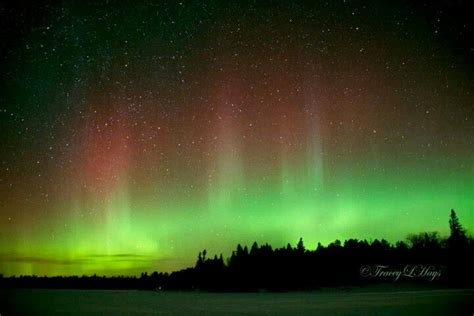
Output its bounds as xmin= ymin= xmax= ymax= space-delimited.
xmin=1 ymin=1 xmax=473 ymax=276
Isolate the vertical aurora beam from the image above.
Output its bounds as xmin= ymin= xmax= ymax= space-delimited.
xmin=78 ymin=106 xmax=133 ymax=255
xmin=206 ymin=79 xmax=245 ymax=218
xmin=274 ymin=93 xmax=327 ymax=244
xmin=305 ymin=98 xmax=324 ymax=195
xmin=57 ymin=105 xmax=160 ymax=272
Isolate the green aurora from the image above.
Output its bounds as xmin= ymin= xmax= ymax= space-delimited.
xmin=1 ymin=1 xmax=473 ymax=276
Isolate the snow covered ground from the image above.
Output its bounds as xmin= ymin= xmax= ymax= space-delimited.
xmin=2 ymin=287 xmax=473 ymax=315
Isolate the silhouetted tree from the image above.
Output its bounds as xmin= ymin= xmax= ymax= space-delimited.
xmin=196 ymin=251 xmax=204 ymax=268
xmin=296 ymin=237 xmax=305 ymax=253
xmin=250 ymin=241 xmax=259 ymax=255
xmin=447 ymin=209 xmax=467 ymax=248
xmin=407 ymin=232 xmax=441 ymax=249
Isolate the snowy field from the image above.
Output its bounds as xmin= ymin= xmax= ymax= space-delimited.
xmin=2 ymin=287 xmax=473 ymax=315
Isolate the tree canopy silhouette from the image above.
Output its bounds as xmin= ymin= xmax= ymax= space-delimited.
xmin=1 ymin=209 xmax=472 ymax=291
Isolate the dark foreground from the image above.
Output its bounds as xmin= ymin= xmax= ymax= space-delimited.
xmin=2 ymin=287 xmax=473 ymax=315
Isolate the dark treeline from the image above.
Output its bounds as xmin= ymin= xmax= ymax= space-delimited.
xmin=1 ymin=209 xmax=473 ymax=291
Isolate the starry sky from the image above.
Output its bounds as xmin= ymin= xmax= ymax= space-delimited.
xmin=1 ymin=1 xmax=473 ymax=276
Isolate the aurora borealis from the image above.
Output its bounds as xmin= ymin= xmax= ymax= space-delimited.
xmin=1 ymin=1 xmax=473 ymax=276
